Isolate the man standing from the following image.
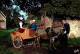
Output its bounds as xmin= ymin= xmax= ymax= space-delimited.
xmin=60 ymin=18 xmax=70 ymax=48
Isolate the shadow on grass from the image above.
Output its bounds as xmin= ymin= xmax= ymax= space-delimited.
xmin=0 ymin=45 xmax=23 ymax=54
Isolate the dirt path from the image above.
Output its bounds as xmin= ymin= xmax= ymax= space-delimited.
xmin=8 ymin=45 xmax=49 ymax=54
xmin=8 ymin=45 xmax=80 ymax=54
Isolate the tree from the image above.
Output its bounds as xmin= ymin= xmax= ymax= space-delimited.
xmin=39 ymin=0 xmax=80 ymax=19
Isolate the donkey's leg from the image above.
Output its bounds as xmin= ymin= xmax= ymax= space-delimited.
xmin=52 ymin=39 xmax=57 ymax=49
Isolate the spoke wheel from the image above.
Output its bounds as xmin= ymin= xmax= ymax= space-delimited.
xmin=12 ymin=35 xmax=23 ymax=48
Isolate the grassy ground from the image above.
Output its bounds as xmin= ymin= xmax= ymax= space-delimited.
xmin=0 ymin=28 xmax=23 ymax=54
xmin=0 ymin=45 xmax=22 ymax=54
xmin=68 ymin=38 xmax=80 ymax=47
xmin=0 ymin=28 xmax=18 ymax=43
xmin=53 ymin=37 xmax=80 ymax=48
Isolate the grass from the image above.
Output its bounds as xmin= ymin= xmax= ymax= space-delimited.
xmin=0 ymin=28 xmax=23 ymax=54
xmin=0 ymin=45 xmax=23 ymax=54
xmin=0 ymin=30 xmax=9 ymax=39
xmin=68 ymin=38 xmax=80 ymax=47
xmin=41 ymin=37 xmax=80 ymax=47
xmin=0 ymin=28 xmax=18 ymax=43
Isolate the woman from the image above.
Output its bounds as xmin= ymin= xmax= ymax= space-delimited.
xmin=18 ymin=17 xmax=25 ymax=33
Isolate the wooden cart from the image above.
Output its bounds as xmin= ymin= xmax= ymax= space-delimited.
xmin=11 ymin=28 xmax=37 ymax=48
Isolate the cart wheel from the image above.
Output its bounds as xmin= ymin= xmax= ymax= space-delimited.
xmin=12 ymin=35 xmax=23 ymax=48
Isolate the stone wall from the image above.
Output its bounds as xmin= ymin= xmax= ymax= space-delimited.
xmin=67 ymin=19 xmax=80 ymax=38
xmin=44 ymin=18 xmax=80 ymax=38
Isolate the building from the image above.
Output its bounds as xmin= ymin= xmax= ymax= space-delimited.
xmin=0 ymin=11 xmax=6 ymax=29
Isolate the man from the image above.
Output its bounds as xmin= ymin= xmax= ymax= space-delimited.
xmin=28 ymin=20 xmax=37 ymax=45
xmin=29 ymin=20 xmax=37 ymax=31
xmin=60 ymin=18 xmax=70 ymax=48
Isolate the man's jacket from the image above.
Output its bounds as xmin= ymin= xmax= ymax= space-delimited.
xmin=29 ymin=23 xmax=37 ymax=31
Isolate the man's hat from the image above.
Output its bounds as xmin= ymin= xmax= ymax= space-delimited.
xmin=33 ymin=20 xmax=35 ymax=22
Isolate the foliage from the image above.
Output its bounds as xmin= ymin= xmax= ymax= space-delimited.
xmin=1 ymin=9 xmax=19 ymax=28
xmin=25 ymin=19 xmax=30 ymax=23
xmin=39 ymin=0 xmax=80 ymax=18
xmin=26 ymin=17 xmax=40 ymax=23
xmin=34 ymin=17 xmax=41 ymax=23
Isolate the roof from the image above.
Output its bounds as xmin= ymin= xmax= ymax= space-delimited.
xmin=0 ymin=11 xmax=6 ymax=21
xmin=0 ymin=11 xmax=6 ymax=18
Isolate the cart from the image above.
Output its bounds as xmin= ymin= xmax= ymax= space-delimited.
xmin=11 ymin=27 xmax=37 ymax=48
